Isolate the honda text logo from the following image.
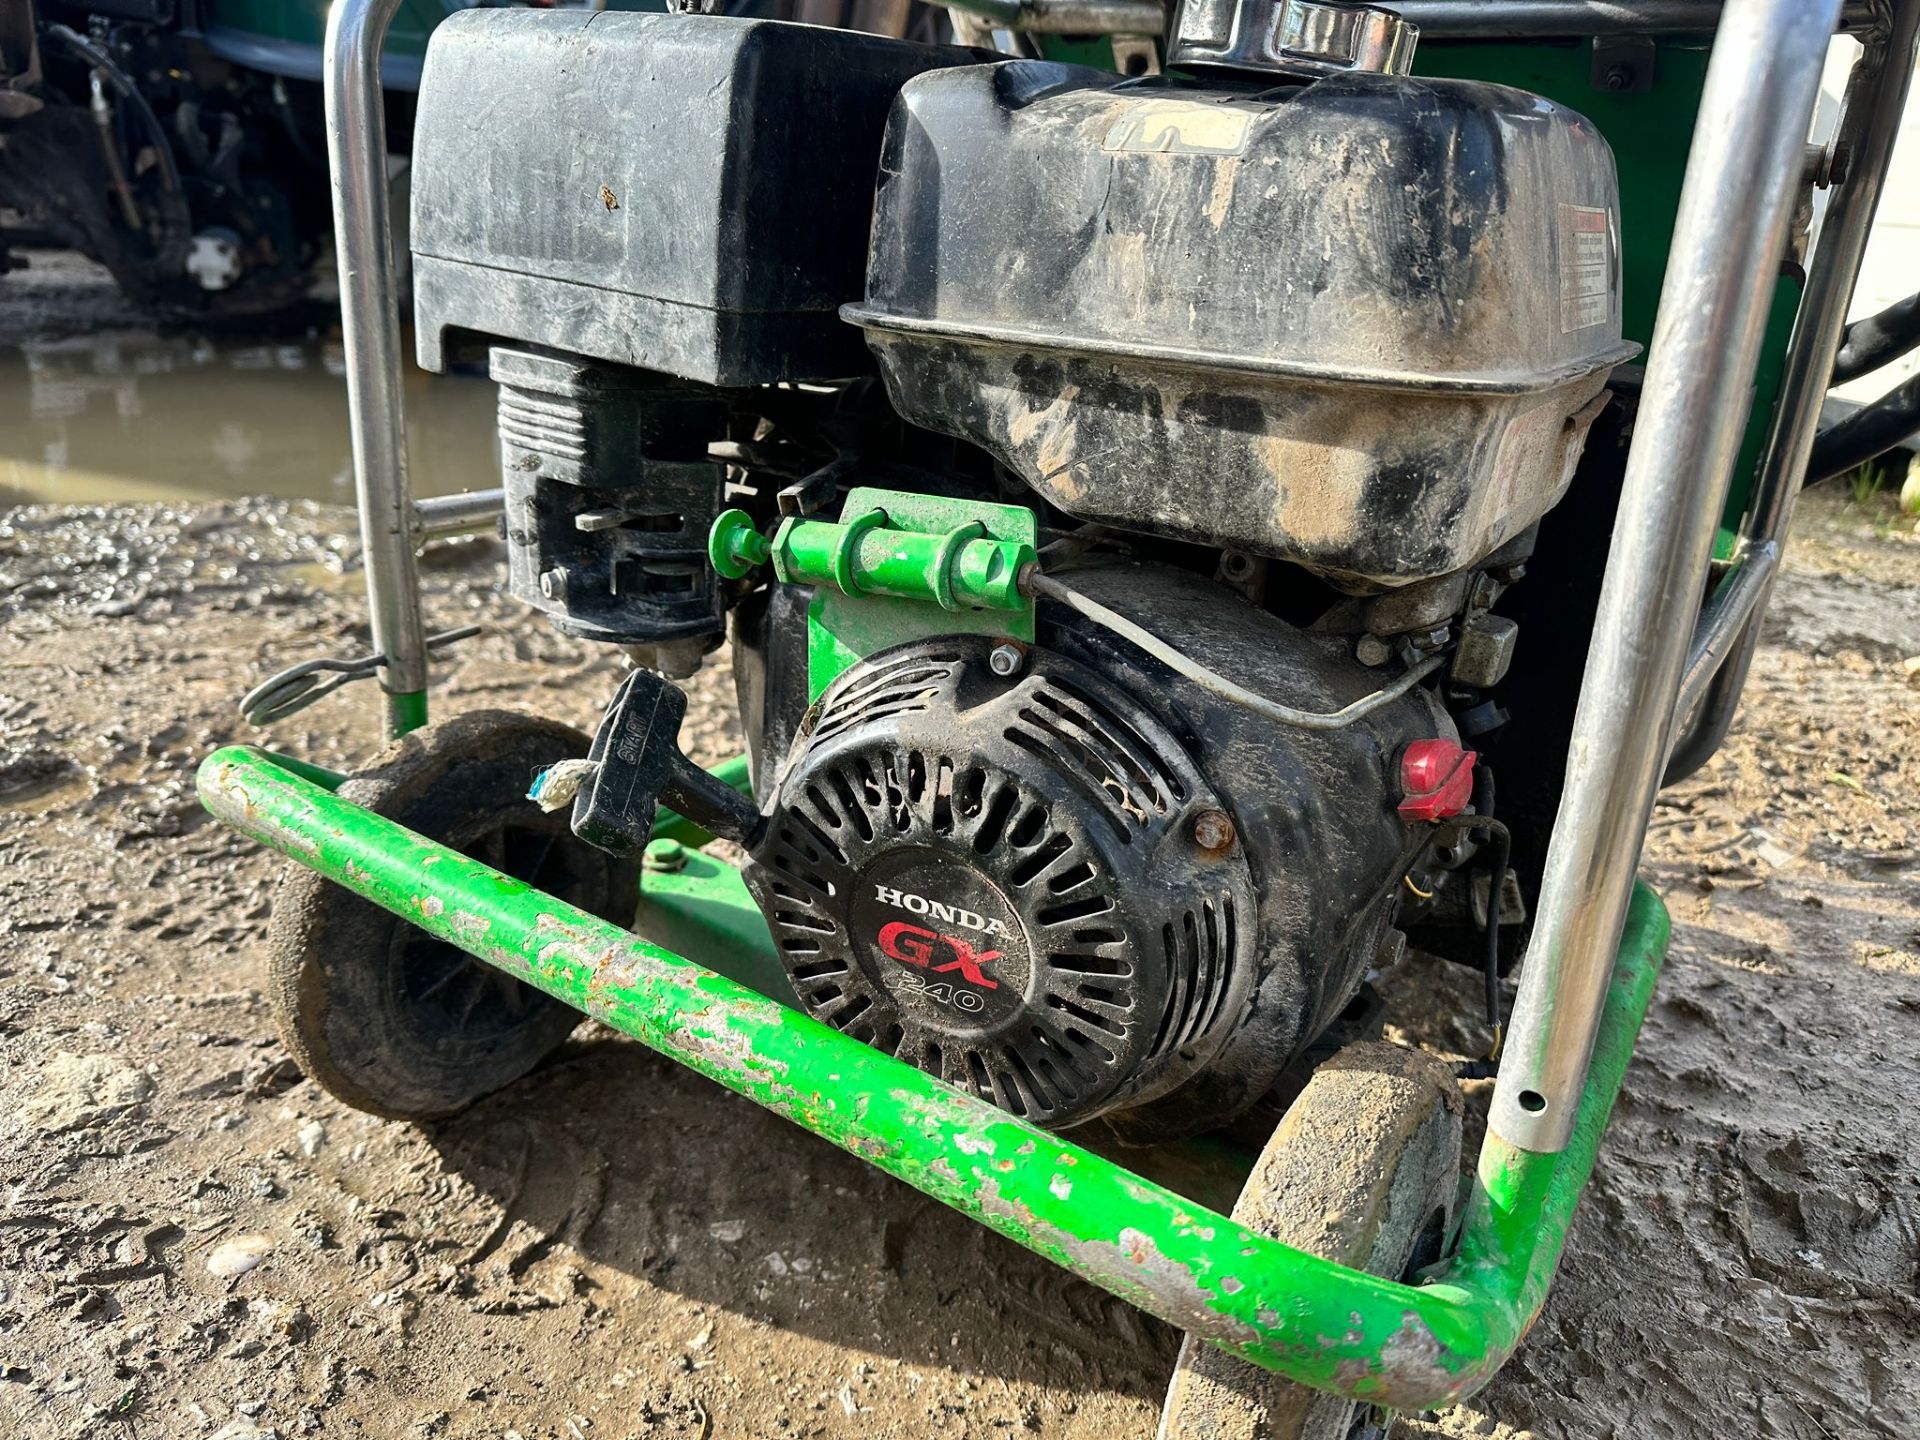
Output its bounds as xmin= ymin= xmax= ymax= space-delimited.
xmin=871 ymin=884 xmax=1008 ymax=937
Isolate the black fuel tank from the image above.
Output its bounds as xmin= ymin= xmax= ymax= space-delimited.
xmin=847 ymin=64 xmax=1636 ymax=589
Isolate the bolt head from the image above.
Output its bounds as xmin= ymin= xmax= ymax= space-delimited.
xmin=1355 ymin=634 xmax=1392 ymax=668
xmin=1192 ymin=809 xmax=1236 ymax=853
xmin=988 ymin=643 xmax=1025 ymax=678
xmin=539 ymin=567 xmax=566 ymax=601
xmin=642 ymin=838 xmax=689 ymax=874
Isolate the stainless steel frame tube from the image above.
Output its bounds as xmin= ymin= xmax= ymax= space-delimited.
xmin=326 ymin=0 xmax=427 ymax=732
xmin=1671 ymin=541 xmax=1778 ymax=725
xmin=1489 ymin=0 xmax=1843 ymax=1154
xmin=1664 ymin=0 xmax=1920 ymax=785
xmin=1383 ymin=1 xmax=1879 ymax=36
xmin=983 ymin=1 xmax=1888 ymax=39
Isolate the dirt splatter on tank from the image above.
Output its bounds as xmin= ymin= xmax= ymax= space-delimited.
xmin=845 ymin=63 xmax=1636 ymax=590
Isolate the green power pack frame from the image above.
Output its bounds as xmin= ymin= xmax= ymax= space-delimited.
xmin=200 ymin=0 xmax=1916 ymax=1416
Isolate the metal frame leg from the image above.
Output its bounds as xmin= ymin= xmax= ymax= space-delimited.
xmin=1489 ymin=0 xmax=1845 ymax=1153
xmin=1665 ymin=0 xmax=1920 ymax=784
xmin=326 ymin=0 xmax=428 ymax=739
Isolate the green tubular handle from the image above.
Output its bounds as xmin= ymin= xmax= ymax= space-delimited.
xmin=707 ymin=507 xmax=1035 ymax=612
xmin=196 ymin=743 xmax=1669 ymax=1411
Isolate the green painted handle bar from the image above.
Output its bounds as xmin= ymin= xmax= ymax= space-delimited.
xmin=196 ymin=744 xmax=1669 ymax=1411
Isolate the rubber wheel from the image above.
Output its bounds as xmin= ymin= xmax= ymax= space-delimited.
xmin=267 ymin=709 xmax=638 ymax=1120
xmin=1159 ymin=1042 xmax=1464 ymax=1440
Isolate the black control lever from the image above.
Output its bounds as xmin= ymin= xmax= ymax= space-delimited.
xmin=571 ymin=669 xmax=762 ymax=857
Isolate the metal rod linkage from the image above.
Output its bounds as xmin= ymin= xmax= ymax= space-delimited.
xmin=414 ymin=488 xmax=506 ymax=537
xmin=326 ymin=0 xmax=427 ymax=738
xmin=939 ymin=0 xmax=1888 ymax=39
xmin=1671 ymin=542 xmax=1778 ymax=726
xmin=1490 ymin=0 xmax=1843 ymax=1154
xmin=1664 ymin=0 xmax=1920 ymax=785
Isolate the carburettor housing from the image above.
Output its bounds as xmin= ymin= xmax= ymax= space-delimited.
xmin=847 ymin=63 xmax=1636 ymax=590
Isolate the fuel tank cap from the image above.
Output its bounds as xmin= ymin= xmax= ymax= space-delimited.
xmin=1168 ymin=0 xmax=1417 ymax=79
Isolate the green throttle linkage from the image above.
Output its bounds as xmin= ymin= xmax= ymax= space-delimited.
xmin=710 ymin=506 xmax=1034 ymax=612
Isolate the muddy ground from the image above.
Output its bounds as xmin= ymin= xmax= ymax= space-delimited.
xmin=2 ymin=284 xmax=1918 ymax=1440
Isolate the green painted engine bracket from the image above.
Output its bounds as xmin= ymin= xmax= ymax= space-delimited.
xmin=199 ymin=743 xmax=1671 ymax=1411
xmin=632 ymin=840 xmax=799 ymax=1009
xmin=711 ymin=489 xmax=1037 ymax=699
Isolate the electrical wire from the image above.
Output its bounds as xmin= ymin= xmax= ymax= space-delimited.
xmin=43 ymin=25 xmax=185 ymax=201
xmin=1025 ymin=569 xmax=1446 ymax=731
xmin=1439 ymin=764 xmax=1511 ymax=1080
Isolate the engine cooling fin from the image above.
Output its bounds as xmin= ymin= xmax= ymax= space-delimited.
xmin=745 ymin=636 xmax=1258 ymax=1129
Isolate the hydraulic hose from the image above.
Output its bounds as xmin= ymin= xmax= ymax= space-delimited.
xmin=43 ymin=24 xmax=185 ymax=200
xmin=1807 ymin=370 xmax=1920 ymax=483
xmin=1024 ymin=570 xmax=1445 ymax=731
xmin=1832 ymin=289 xmax=1920 ymax=385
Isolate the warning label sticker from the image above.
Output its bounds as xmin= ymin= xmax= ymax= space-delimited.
xmin=1103 ymin=101 xmax=1256 ymax=156
xmin=1560 ymin=204 xmax=1613 ymax=333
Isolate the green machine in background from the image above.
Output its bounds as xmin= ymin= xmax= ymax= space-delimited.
xmin=197 ymin=0 xmax=477 ymax=88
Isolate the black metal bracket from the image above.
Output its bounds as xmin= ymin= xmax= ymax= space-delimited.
xmin=1592 ymin=35 xmax=1656 ymax=94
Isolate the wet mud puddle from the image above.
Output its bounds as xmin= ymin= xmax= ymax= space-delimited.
xmin=0 ymin=282 xmax=497 ymax=509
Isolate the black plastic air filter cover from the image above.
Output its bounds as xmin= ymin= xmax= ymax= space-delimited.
xmin=410 ymin=12 xmax=988 ymax=384
xmin=745 ymin=636 xmax=1258 ymax=1130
